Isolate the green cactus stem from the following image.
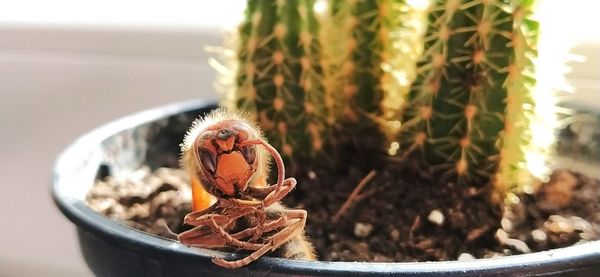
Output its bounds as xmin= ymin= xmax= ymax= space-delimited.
xmin=321 ymin=0 xmax=404 ymax=160
xmin=231 ymin=0 xmax=326 ymax=162
xmin=495 ymin=0 xmax=540 ymax=193
xmin=398 ymin=0 xmax=541 ymax=194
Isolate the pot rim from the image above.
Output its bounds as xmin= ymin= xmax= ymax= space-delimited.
xmin=52 ymin=99 xmax=600 ymax=275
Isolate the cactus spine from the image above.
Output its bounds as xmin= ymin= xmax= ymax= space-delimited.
xmin=398 ymin=0 xmax=541 ymax=191
xmin=232 ymin=0 xmax=325 ymax=161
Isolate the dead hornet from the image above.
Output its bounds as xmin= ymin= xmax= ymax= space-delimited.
xmin=178 ymin=108 xmax=315 ymax=269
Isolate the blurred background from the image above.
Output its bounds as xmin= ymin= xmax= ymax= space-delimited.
xmin=0 ymin=1 xmax=597 ymax=276
xmin=0 ymin=1 xmax=244 ymax=275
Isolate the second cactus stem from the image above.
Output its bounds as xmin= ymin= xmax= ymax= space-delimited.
xmin=234 ymin=0 xmax=326 ymax=163
xmin=398 ymin=0 xmax=539 ymax=194
xmin=322 ymin=0 xmax=405 ymax=163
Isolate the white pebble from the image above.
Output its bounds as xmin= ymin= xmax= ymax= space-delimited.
xmin=390 ymin=229 xmax=400 ymax=241
xmin=570 ymin=216 xmax=592 ymax=232
xmin=354 ymin=223 xmax=374 ymax=238
xmin=501 ymin=218 xmax=513 ymax=232
xmin=458 ymin=253 xmax=475 ymax=261
xmin=531 ymin=229 xmax=547 ymax=242
xmin=428 ymin=210 xmax=445 ymax=226
xmin=496 ymin=229 xmax=531 ymax=253
xmin=545 ymin=215 xmax=575 ymax=233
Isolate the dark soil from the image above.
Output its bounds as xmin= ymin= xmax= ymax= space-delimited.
xmin=284 ymin=166 xmax=502 ymax=262
xmin=86 ymin=167 xmax=191 ymax=239
xmin=285 ymin=167 xmax=600 ymax=261
xmin=87 ymin=165 xmax=600 ymax=262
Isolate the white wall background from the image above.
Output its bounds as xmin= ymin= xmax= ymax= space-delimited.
xmin=0 ymin=1 xmax=597 ymax=276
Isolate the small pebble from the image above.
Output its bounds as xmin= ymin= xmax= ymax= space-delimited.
xmin=496 ymin=229 xmax=531 ymax=253
xmin=428 ymin=209 xmax=445 ymax=226
xmin=531 ymin=229 xmax=547 ymax=242
xmin=341 ymin=249 xmax=352 ymax=259
xmin=457 ymin=253 xmax=475 ymax=261
xmin=501 ymin=218 xmax=513 ymax=232
xmin=506 ymin=193 xmax=520 ymax=205
xmin=483 ymin=251 xmax=505 ymax=259
xmin=390 ymin=228 xmax=400 ymax=241
xmin=545 ymin=215 xmax=575 ymax=234
xmin=307 ymin=171 xmax=317 ymax=180
xmin=354 ymin=222 xmax=374 ymax=238
xmin=328 ymin=251 xmax=340 ymax=260
xmin=569 ymin=216 xmax=592 ymax=232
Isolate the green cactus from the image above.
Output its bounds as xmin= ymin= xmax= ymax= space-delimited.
xmin=397 ymin=0 xmax=541 ymax=194
xmin=230 ymin=0 xmax=326 ymax=161
xmin=320 ymin=0 xmax=428 ymax=163
xmin=221 ymin=0 xmax=553 ymax=193
xmin=320 ymin=0 xmax=390 ymax=157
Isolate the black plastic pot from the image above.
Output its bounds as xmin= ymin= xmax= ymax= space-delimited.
xmin=53 ymin=100 xmax=600 ymax=276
